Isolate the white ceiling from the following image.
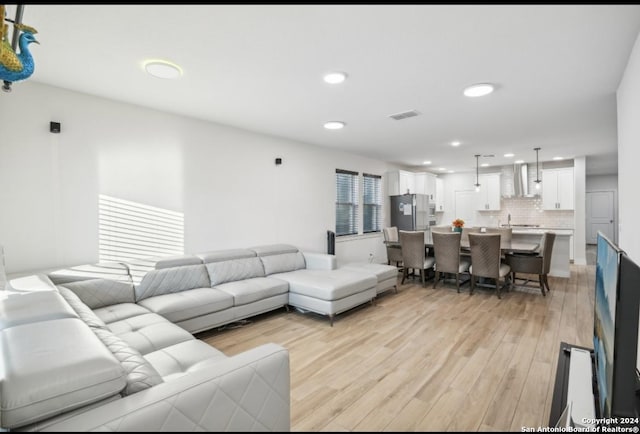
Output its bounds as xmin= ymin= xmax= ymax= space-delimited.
xmin=10 ymin=4 xmax=640 ymax=175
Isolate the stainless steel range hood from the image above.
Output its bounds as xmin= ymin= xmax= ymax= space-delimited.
xmin=513 ymin=163 xmax=529 ymax=197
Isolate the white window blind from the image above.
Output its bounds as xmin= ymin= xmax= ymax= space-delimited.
xmin=98 ymin=195 xmax=184 ymax=265
xmin=335 ymin=169 xmax=359 ymax=236
xmin=363 ymin=173 xmax=382 ymax=233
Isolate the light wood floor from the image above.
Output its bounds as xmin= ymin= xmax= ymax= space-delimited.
xmin=197 ymin=264 xmax=595 ymax=432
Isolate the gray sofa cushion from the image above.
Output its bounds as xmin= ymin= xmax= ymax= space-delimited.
xmin=91 ymin=327 xmax=163 ymax=395
xmin=107 ymin=313 xmax=194 ymax=356
xmin=135 ymin=264 xmax=210 ymax=302
xmin=58 ymin=278 xmax=136 ymax=309
xmin=275 ymin=268 xmax=377 ymax=300
xmin=93 ymin=303 xmax=152 ymax=325
xmin=260 ymin=252 xmax=306 ymax=275
xmin=57 ymin=286 xmax=107 ymax=329
xmin=198 ymin=249 xmax=256 ymax=264
xmin=250 ymin=244 xmax=299 ymax=256
xmin=143 ymin=340 xmax=227 ymax=382
xmin=137 ymin=288 xmax=234 ymax=323
xmin=205 ymin=257 xmax=265 ymax=286
xmin=214 ymin=277 xmax=289 ymax=306
xmin=154 ymin=255 xmax=203 ymax=269
xmin=0 ymin=318 xmax=126 ymax=428
xmin=0 ymin=290 xmax=78 ymax=330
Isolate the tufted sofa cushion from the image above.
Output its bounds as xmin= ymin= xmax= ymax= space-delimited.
xmin=135 ymin=264 xmax=210 ymax=302
xmin=154 ymin=255 xmax=203 ymax=269
xmin=57 ymin=286 xmax=108 ymax=329
xmin=56 ymin=278 xmax=135 ymax=309
xmin=91 ymin=327 xmax=163 ymax=396
xmin=198 ymin=248 xmax=256 ymax=264
xmin=205 ymin=257 xmax=265 ymax=286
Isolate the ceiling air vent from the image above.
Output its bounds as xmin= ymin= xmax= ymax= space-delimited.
xmin=389 ymin=109 xmax=420 ymax=121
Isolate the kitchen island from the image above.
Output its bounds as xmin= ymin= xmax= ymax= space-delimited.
xmin=510 ymin=227 xmax=573 ymax=278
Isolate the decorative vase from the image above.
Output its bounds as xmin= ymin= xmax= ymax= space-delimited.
xmin=453 ymin=227 xmax=462 ymax=233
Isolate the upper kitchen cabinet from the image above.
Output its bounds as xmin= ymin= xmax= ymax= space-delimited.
xmin=415 ymin=172 xmax=437 ymax=200
xmin=387 ymin=170 xmax=415 ymax=195
xmin=542 ymin=167 xmax=574 ymax=210
xmin=435 ymin=177 xmax=445 ymax=212
xmin=476 ymin=173 xmax=501 ymax=211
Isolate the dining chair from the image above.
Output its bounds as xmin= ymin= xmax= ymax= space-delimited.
xmin=485 ymin=227 xmax=513 ymax=243
xmin=504 ymin=231 xmax=556 ymax=296
xmin=485 ymin=227 xmax=513 ymax=259
xmin=461 ymin=227 xmax=482 ymax=245
xmin=399 ymin=230 xmax=435 ymax=287
xmin=468 ymin=233 xmax=511 ymax=299
xmin=383 ymin=226 xmax=403 ymax=268
xmin=432 ymin=232 xmax=470 ymax=292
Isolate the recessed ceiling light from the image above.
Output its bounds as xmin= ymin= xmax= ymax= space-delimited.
xmin=515 ymin=159 xmax=524 ymax=164
xmin=324 ymin=121 xmax=345 ymax=130
xmin=423 ymin=160 xmax=432 ymax=165
xmin=143 ymin=59 xmax=183 ymax=79
xmin=438 ymin=167 xmax=447 ymax=171
xmin=481 ymin=163 xmax=490 ymax=167
xmin=323 ymin=72 xmax=348 ymax=84
xmin=504 ymin=153 xmax=515 ymax=158
xmin=463 ymin=83 xmax=495 ymax=97
xmin=451 ymin=141 xmax=461 ymax=147
xmin=553 ymin=156 xmax=564 ymax=161
xmin=447 ymin=170 xmax=455 ymax=173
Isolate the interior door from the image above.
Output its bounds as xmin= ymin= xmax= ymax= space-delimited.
xmin=586 ymin=191 xmax=615 ymax=244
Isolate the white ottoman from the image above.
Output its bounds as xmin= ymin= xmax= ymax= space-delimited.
xmin=274 ymin=269 xmax=377 ymax=326
xmin=342 ymin=262 xmax=399 ymax=295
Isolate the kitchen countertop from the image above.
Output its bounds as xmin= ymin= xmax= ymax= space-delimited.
xmin=504 ymin=227 xmax=573 ymax=236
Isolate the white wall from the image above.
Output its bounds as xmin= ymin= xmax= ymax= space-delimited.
xmin=617 ymin=30 xmax=640 ymax=264
xmin=573 ymin=156 xmax=587 ymax=265
xmin=617 ymin=28 xmax=640 ymax=378
xmin=586 ymin=174 xmax=618 ymax=191
xmin=0 ymin=82 xmax=392 ymax=274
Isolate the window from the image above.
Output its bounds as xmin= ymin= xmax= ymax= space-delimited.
xmin=98 ymin=194 xmax=184 ymax=263
xmin=335 ymin=169 xmax=359 ymax=236
xmin=363 ymin=173 xmax=382 ymax=233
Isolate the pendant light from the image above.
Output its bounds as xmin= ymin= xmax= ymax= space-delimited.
xmin=534 ymin=147 xmax=542 ymax=190
xmin=474 ymin=154 xmax=481 ymax=192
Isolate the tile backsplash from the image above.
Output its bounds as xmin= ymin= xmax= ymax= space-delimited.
xmin=474 ymin=196 xmax=574 ymax=228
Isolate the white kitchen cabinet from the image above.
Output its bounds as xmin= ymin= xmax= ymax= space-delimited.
xmin=387 ymin=170 xmax=416 ymax=195
xmin=414 ymin=172 xmax=426 ymax=195
xmin=542 ymin=167 xmax=574 ymax=210
xmin=435 ymin=177 xmax=445 ymax=212
xmin=476 ymin=173 xmax=501 ymax=211
xmin=415 ymin=172 xmax=437 ymax=200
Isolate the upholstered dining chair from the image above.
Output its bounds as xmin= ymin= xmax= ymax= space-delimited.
xmin=399 ymin=230 xmax=435 ymax=287
xmin=432 ymin=232 xmax=471 ymax=292
xmin=485 ymin=227 xmax=513 ymax=243
xmin=504 ymin=231 xmax=556 ymax=296
xmin=383 ymin=226 xmax=403 ymax=268
xmin=468 ymin=233 xmax=511 ymax=299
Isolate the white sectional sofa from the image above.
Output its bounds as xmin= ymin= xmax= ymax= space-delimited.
xmin=0 ymin=244 xmax=397 ymax=431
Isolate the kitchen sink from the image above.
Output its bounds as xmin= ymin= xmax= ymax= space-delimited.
xmin=501 ymin=224 xmax=540 ymax=228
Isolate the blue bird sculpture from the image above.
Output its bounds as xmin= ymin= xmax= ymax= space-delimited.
xmin=0 ymin=26 xmax=39 ymax=83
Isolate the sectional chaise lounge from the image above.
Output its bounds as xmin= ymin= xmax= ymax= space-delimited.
xmin=0 ymin=244 xmax=398 ymax=431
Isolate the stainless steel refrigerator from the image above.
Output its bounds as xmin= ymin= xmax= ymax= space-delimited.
xmin=390 ymin=194 xmax=435 ymax=231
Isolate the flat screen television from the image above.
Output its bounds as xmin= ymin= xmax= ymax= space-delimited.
xmin=593 ymin=232 xmax=640 ymax=418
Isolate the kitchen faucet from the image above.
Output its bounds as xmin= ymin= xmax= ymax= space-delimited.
xmin=508 ymin=213 xmax=511 ymax=227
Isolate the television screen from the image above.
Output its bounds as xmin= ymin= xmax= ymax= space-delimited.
xmin=593 ymin=232 xmax=622 ymax=418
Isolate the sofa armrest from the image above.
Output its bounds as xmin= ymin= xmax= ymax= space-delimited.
xmin=302 ymin=252 xmax=337 ymax=270
xmin=40 ymin=343 xmax=290 ymax=432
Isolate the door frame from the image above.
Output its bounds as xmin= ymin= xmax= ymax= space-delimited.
xmin=585 ymin=189 xmax=617 ymax=245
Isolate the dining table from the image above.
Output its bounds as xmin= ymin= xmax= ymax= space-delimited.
xmin=384 ymin=240 xmax=540 ymax=255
